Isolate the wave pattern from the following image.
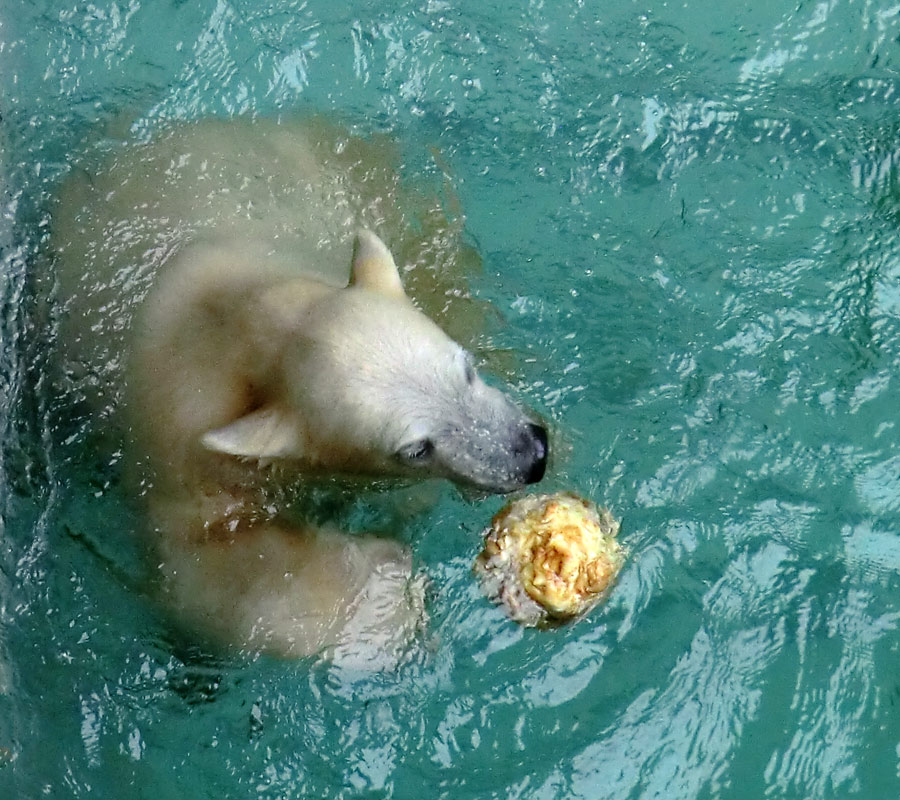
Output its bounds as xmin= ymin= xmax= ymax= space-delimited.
xmin=3 ymin=0 xmax=900 ymax=797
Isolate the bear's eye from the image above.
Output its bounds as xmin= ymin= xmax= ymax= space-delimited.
xmin=396 ymin=438 xmax=435 ymax=465
xmin=463 ymin=357 xmax=477 ymax=386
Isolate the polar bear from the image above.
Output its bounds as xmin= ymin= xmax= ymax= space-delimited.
xmin=51 ymin=117 xmax=547 ymax=665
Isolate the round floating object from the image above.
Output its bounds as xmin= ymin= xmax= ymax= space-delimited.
xmin=475 ymin=492 xmax=624 ymax=627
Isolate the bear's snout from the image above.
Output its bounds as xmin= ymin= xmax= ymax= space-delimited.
xmin=523 ymin=422 xmax=548 ymax=484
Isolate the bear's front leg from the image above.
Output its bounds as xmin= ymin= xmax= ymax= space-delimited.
xmin=155 ymin=517 xmax=426 ymax=667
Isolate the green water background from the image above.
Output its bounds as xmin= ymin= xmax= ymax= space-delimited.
xmin=3 ymin=0 xmax=900 ymax=797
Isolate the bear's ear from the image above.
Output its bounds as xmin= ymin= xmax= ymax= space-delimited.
xmin=349 ymin=230 xmax=406 ymax=298
xmin=201 ymin=406 xmax=302 ymax=460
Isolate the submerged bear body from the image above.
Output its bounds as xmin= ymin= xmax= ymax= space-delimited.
xmin=52 ymin=117 xmax=547 ymax=664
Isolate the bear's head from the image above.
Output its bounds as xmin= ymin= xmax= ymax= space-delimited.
xmin=202 ymin=231 xmax=548 ymax=493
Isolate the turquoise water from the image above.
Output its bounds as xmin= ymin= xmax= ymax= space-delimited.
xmin=3 ymin=0 xmax=900 ymax=797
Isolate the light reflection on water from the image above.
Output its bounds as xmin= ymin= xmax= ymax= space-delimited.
xmin=3 ymin=0 xmax=900 ymax=797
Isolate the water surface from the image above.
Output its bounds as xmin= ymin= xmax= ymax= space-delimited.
xmin=3 ymin=1 xmax=900 ymax=797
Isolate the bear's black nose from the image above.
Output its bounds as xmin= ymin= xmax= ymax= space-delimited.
xmin=525 ymin=423 xmax=548 ymax=484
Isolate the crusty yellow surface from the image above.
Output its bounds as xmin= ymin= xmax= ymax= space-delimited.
xmin=476 ymin=492 xmax=624 ymax=626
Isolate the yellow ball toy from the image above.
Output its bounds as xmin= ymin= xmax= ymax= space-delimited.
xmin=475 ymin=492 xmax=624 ymax=627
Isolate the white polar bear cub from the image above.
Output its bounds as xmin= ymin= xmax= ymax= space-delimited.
xmin=53 ymin=118 xmax=547 ymax=665
xmin=133 ymin=230 xmax=547 ymax=664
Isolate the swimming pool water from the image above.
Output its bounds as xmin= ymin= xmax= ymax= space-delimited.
xmin=3 ymin=1 xmax=900 ymax=797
